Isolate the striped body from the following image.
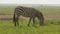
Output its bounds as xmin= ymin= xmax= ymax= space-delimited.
xmin=13 ymin=6 xmax=44 ymax=27
xmin=15 ymin=6 xmax=38 ymax=17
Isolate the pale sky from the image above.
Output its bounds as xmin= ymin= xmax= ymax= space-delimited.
xmin=0 ymin=0 xmax=60 ymax=4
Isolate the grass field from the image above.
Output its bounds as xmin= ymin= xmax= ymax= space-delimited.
xmin=0 ymin=20 xmax=60 ymax=34
xmin=0 ymin=5 xmax=60 ymax=34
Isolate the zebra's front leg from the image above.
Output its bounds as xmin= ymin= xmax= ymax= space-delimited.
xmin=28 ymin=18 xmax=32 ymax=26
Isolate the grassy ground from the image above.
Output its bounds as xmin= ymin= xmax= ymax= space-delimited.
xmin=0 ymin=19 xmax=60 ymax=34
xmin=0 ymin=6 xmax=60 ymax=34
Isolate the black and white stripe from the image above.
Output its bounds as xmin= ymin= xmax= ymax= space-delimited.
xmin=13 ymin=6 xmax=44 ymax=27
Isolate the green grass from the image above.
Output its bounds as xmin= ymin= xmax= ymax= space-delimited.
xmin=40 ymin=8 xmax=60 ymax=15
xmin=0 ymin=6 xmax=60 ymax=34
xmin=0 ymin=20 xmax=60 ymax=34
xmin=0 ymin=8 xmax=14 ymax=15
xmin=0 ymin=6 xmax=60 ymax=15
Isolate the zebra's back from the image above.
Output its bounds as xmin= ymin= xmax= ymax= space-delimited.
xmin=15 ymin=6 xmax=39 ymax=18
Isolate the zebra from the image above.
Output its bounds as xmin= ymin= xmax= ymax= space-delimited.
xmin=13 ymin=6 xmax=44 ymax=27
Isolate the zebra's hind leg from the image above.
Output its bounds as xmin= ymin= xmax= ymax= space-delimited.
xmin=14 ymin=17 xmax=19 ymax=27
xmin=28 ymin=18 xmax=32 ymax=26
xmin=14 ymin=21 xmax=16 ymax=27
xmin=16 ymin=17 xmax=19 ymax=26
xmin=14 ymin=15 xmax=19 ymax=27
xmin=13 ymin=14 xmax=17 ymax=27
xmin=13 ymin=19 xmax=17 ymax=27
xmin=33 ymin=18 xmax=35 ymax=26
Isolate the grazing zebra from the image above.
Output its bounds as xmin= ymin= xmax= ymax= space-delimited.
xmin=13 ymin=6 xmax=44 ymax=27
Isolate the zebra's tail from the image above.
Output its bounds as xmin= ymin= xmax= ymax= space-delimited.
xmin=13 ymin=13 xmax=15 ymax=22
